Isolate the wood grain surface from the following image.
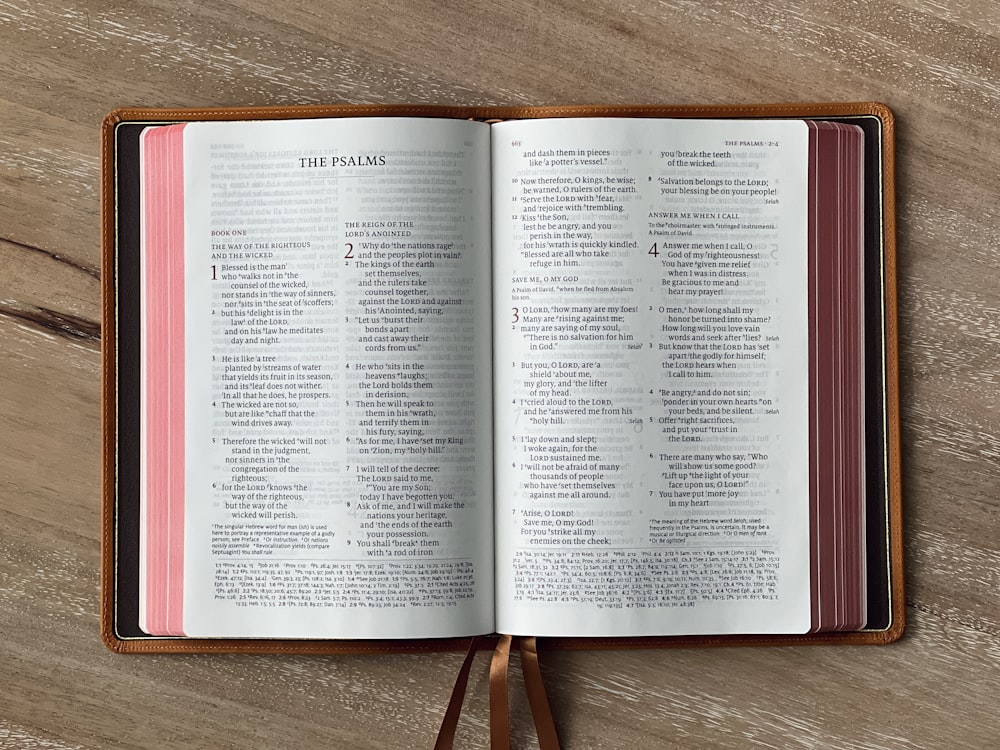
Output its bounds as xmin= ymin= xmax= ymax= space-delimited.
xmin=1 ymin=1 xmax=998 ymax=747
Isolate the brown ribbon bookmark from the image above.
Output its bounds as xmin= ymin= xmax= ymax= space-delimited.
xmin=435 ymin=635 xmax=561 ymax=750
xmin=489 ymin=634 xmax=514 ymax=749
xmin=434 ymin=636 xmax=485 ymax=750
xmin=518 ymin=637 xmax=561 ymax=750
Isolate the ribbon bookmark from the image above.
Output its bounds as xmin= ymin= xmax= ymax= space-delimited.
xmin=435 ymin=635 xmax=561 ymax=750
xmin=489 ymin=634 xmax=514 ymax=749
xmin=434 ymin=636 xmax=484 ymax=750
xmin=518 ymin=637 xmax=561 ymax=750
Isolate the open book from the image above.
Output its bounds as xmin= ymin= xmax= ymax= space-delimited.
xmin=101 ymin=104 xmax=903 ymax=649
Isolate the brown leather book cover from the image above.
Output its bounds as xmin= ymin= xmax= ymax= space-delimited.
xmin=100 ymin=102 xmax=902 ymax=654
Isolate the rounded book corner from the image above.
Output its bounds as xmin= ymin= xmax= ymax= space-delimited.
xmin=865 ymin=102 xmax=895 ymax=130
xmin=102 ymin=107 xmax=137 ymax=136
xmin=881 ymin=608 xmax=906 ymax=644
xmin=100 ymin=623 xmax=131 ymax=654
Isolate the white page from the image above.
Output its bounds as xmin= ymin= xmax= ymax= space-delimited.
xmin=491 ymin=118 xmax=811 ymax=636
xmin=180 ymin=118 xmax=494 ymax=638
xmin=137 ymin=128 xmax=150 ymax=634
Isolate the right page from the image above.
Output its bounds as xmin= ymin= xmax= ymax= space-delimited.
xmin=492 ymin=118 xmax=813 ymax=637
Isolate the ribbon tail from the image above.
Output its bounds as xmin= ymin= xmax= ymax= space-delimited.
xmin=489 ymin=634 xmax=514 ymax=750
xmin=434 ymin=636 xmax=484 ymax=750
xmin=520 ymin=637 xmax=561 ymax=750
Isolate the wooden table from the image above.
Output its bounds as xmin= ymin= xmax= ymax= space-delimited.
xmin=2 ymin=2 xmax=998 ymax=747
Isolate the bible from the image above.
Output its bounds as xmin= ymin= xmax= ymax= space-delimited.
xmin=101 ymin=103 xmax=903 ymax=651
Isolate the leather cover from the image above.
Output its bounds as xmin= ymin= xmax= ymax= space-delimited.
xmin=100 ymin=102 xmax=902 ymax=654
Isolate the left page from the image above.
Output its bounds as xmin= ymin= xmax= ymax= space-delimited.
xmin=141 ymin=117 xmax=495 ymax=639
